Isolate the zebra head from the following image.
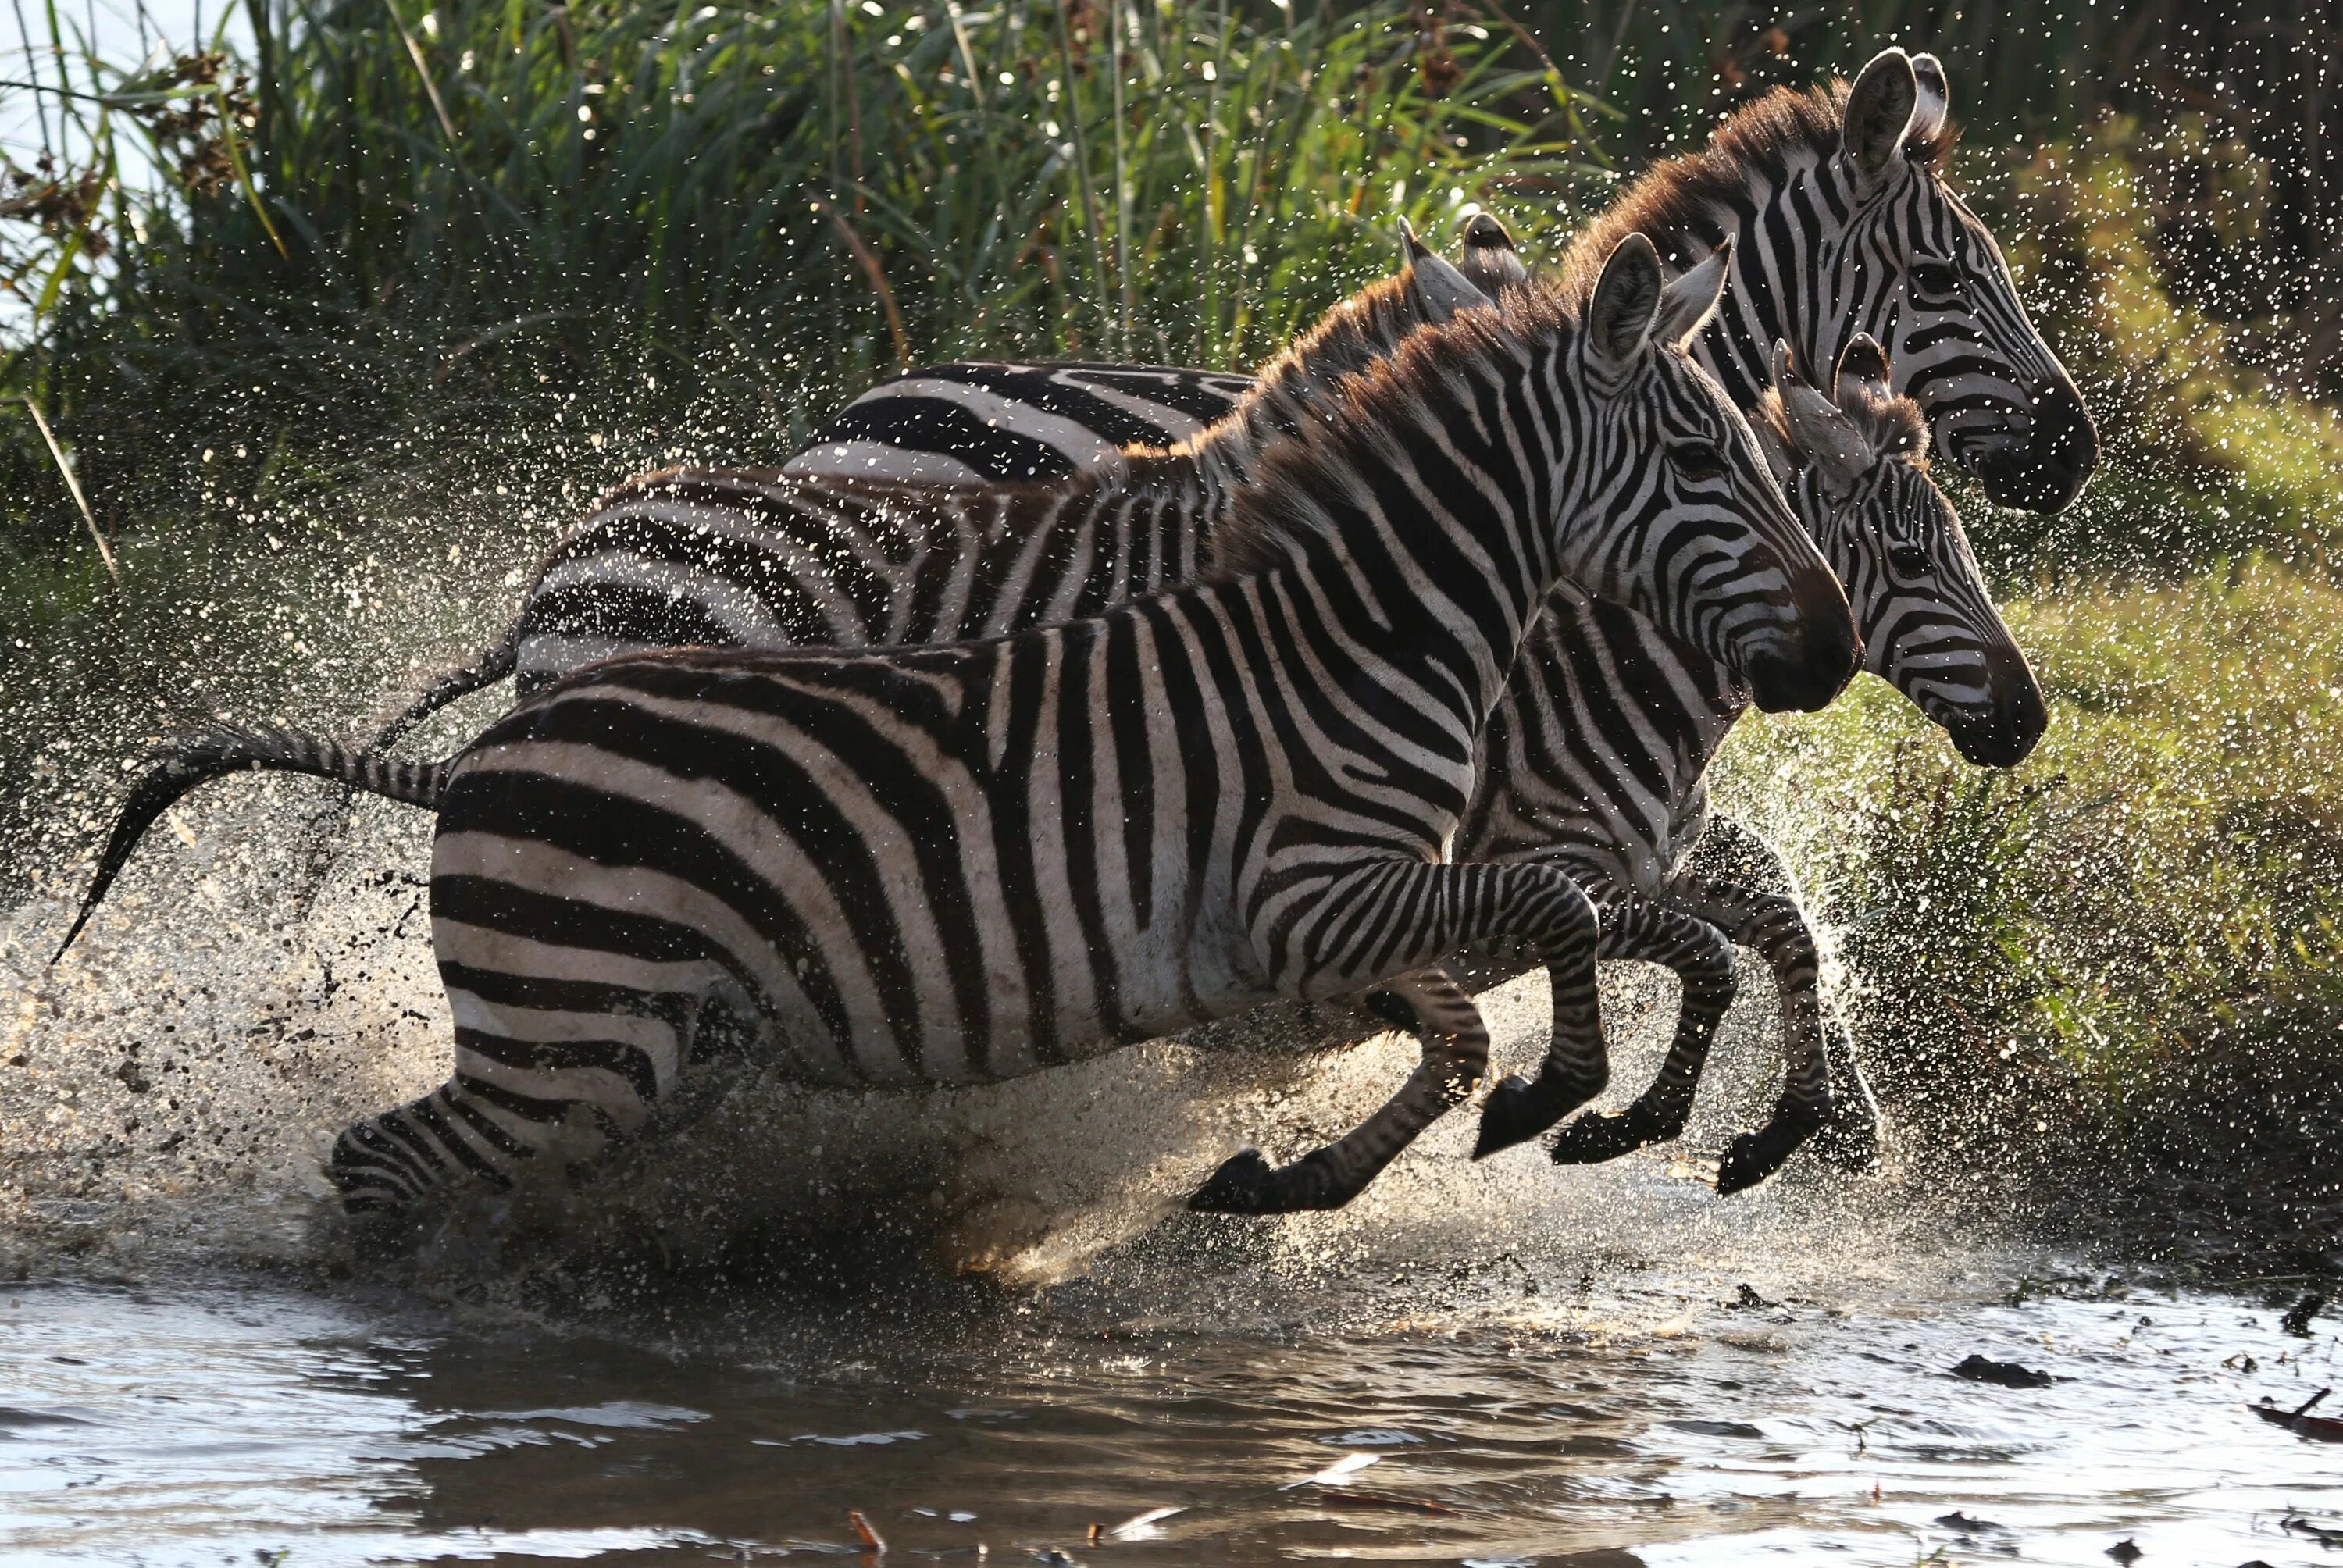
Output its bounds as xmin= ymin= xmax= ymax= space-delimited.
xmin=1831 ymin=47 xmax=2098 ymax=514
xmin=1763 ymin=336 xmax=2046 ymax=767
xmin=1573 ymin=235 xmax=1860 ymax=715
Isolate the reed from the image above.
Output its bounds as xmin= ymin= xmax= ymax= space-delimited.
xmin=0 ymin=0 xmax=1596 ymax=556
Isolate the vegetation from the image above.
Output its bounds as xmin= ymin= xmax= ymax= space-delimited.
xmin=0 ymin=0 xmax=1595 ymax=580
xmin=1722 ymin=565 xmax=2343 ymax=1220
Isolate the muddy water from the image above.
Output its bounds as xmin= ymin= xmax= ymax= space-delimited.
xmin=2 ymin=1242 xmax=2338 ymax=1564
xmin=5 ymin=798 xmax=2341 ymax=1563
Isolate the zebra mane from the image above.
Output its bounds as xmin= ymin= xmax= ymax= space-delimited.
xmin=1207 ymin=278 xmax=1576 ymax=582
xmin=1754 ymin=378 xmax=1931 ymax=472
xmin=1155 ymin=267 xmax=1446 ymax=465
xmin=1560 ymin=80 xmax=1959 ymax=287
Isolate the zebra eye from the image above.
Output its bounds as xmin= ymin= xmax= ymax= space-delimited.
xmin=1910 ymin=260 xmax=1964 ymax=300
xmin=1887 ymin=543 xmax=1933 ymax=576
xmin=1668 ymin=442 xmax=1728 ymax=483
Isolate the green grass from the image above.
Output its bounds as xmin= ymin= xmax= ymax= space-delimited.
xmin=0 ymin=0 xmax=1596 ymax=560
xmin=1717 ymin=561 xmax=2343 ymax=1195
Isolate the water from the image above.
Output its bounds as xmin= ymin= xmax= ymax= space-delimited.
xmin=2 ymin=1241 xmax=2337 ymax=1564
xmin=5 ymin=780 xmax=2340 ymax=1564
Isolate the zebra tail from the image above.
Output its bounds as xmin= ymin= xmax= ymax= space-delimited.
xmin=52 ymin=722 xmax=455 ymax=964
xmin=367 ymin=622 xmax=521 ymax=752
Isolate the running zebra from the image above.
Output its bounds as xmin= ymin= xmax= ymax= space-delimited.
xmin=1466 ymin=337 xmax=2043 ymax=1188
xmin=66 ymin=238 xmax=1860 ymax=1217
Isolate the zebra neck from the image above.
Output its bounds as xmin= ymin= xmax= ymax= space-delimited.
xmin=1558 ymin=583 xmax=1749 ymax=758
xmin=1171 ymin=387 xmax=1318 ymax=501
xmin=1619 ymin=147 xmax=1858 ymax=414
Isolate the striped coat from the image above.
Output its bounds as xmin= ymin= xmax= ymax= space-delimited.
xmin=371 ymin=239 xmax=1857 ymax=1215
xmin=66 ymin=240 xmax=1861 ymax=1217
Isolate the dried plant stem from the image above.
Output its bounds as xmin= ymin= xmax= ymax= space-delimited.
xmin=23 ymin=394 xmax=116 ymax=585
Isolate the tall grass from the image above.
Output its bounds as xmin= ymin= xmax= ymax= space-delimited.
xmin=0 ymin=0 xmax=1596 ymax=571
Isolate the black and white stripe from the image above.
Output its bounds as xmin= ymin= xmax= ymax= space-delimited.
xmin=364 ymin=240 xmax=1852 ymax=1216
xmin=66 ymin=240 xmax=1859 ymax=1218
xmin=782 ymin=362 xmax=1255 ymax=487
xmin=729 ymin=49 xmax=2081 ymax=1187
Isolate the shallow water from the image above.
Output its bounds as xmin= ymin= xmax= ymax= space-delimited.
xmin=2 ymin=1239 xmax=2338 ymax=1566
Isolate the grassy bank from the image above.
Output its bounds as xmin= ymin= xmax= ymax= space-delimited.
xmin=1719 ymin=561 xmax=2343 ymax=1256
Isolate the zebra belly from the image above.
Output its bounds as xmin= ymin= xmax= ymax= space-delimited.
xmin=427 ymin=718 xmax=1266 ymax=1096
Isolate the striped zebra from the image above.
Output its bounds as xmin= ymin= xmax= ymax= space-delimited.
xmin=1467 ymin=337 xmax=2043 ymax=1188
xmin=364 ymin=52 xmax=2078 ymax=756
xmin=64 ymin=237 xmax=1861 ymax=1217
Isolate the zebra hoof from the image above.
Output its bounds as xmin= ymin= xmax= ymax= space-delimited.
xmin=1186 ymin=1148 xmax=1355 ymax=1214
xmin=1716 ymin=1099 xmax=1828 ymax=1193
xmin=1548 ymin=1106 xmax=1672 ymax=1166
xmin=1714 ymin=1126 xmax=1803 ymax=1193
xmin=1186 ymin=1149 xmax=1278 ymax=1214
xmin=1473 ymin=1069 xmax=1603 ymax=1160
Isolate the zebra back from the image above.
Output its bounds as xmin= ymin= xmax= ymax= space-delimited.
xmin=514 ymin=248 xmax=1495 ymax=693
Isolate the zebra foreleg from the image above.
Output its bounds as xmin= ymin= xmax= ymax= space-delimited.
xmin=1681 ymin=815 xmax=1883 ymax=1174
xmin=1189 ymin=858 xmax=1599 ymax=1214
xmin=1542 ymin=896 xmax=1739 ymax=1165
xmin=1187 ymin=966 xmax=1489 ymax=1214
xmin=1664 ymin=875 xmax=1832 ymax=1193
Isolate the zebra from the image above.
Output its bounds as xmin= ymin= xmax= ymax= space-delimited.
xmin=62 ymin=236 xmax=1861 ymax=1217
xmin=1466 ymin=336 xmax=2044 ymax=1188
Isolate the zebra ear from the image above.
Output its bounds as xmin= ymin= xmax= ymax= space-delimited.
xmin=1651 ymin=235 xmax=1733 ymax=349
xmin=1834 ymin=333 xmax=1892 ymax=402
xmin=1400 ymin=217 xmax=1493 ymax=322
xmin=1843 ymin=48 xmax=1919 ymax=183
xmin=1457 ymin=212 xmax=1529 ymax=297
xmin=1587 ymin=233 xmax=1664 ymax=366
xmin=1908 ymin=53 xmax=1950 ymax=147
xmin=1774 ymin=340 xmax=1874 ymax=490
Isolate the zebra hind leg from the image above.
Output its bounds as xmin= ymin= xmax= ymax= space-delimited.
xmin=1545 ymin=899 xmax=1738 ymax=1167
xmin=326 ymin=1082 xmax=531 ymax=1218
xmin=1187 ymin=966 xmax=1489 ymax=1215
